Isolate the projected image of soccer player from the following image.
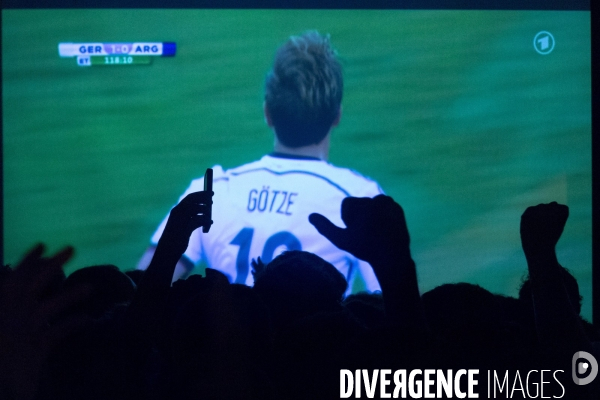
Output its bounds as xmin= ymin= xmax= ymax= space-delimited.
xmin=138 ymin=31 xmax=383 ymax=293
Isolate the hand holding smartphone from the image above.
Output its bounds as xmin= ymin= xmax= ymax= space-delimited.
xmin=203 ymin=168 xmax=213 ymax=233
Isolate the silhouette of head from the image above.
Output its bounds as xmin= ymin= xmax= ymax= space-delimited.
xmin=253 ymin=250 xmax=347 ymax=328
xmin=422 ymin=283 xmax=503 ymax=349
xmin=64 ymin=264 xmax=135 ymax=318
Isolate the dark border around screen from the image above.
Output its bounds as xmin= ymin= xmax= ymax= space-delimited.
xmin=1 ymin=0 xmax=597 ymax=328
xmin=591 ymin=0 xmax=599 ymax=329
xmin=0 ymin=0 xmax=592 ymax=11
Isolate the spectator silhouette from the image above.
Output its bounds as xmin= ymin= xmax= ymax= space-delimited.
xmin=252 ymin=251 xmax=346 ymax=331
xmin=64 ymin=264 xmax=135 ymax=319
xmin=0 ymin=245 xmax=91 ymax=400
xmin=3 ymin=193 xmax=600 ymax=400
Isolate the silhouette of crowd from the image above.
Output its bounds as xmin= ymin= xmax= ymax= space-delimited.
xmin=1 ymin=194 xmax=598 ymax=399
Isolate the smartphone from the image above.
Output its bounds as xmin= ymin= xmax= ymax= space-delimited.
xmin=203 ymin=168 xmax=213 ymax=233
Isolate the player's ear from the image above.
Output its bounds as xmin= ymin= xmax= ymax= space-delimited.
xmin=331 ymin=106 xmax=342 ymax=128
xmin=263 ymin=101 xmax=274 ymax=128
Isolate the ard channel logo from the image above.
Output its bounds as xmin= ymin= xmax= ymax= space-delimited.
xmin=339 ymin=351 xmax=597 ymax=399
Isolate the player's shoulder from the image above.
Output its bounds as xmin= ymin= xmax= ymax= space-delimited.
xmin=315 ymin=161 xmax=384 ymax=197
xmin=191 ymin=159 xmax=274 ymax=187
xmin=223 ymin=158 xmax=268 ymax=176
xmin=181 ymin=158 xmax=277 ymax=189
xmin=213 ymin=155 xmax=308 ymax=179
xmin=255 ymin=153 xmax=384 ymax=197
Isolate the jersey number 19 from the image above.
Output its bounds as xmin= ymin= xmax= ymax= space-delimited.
xmin=230 ymin=228 xmax=301 ymax=283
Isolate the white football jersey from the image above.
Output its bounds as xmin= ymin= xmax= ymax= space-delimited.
xmin=150 ymin=153 xmax=384 ymax=294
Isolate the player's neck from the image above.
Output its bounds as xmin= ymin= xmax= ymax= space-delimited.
xmin=273 ymin=135 xmax=330 ymax=161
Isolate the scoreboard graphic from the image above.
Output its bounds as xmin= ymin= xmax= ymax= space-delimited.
xmin=58 ymin=42 xmax=176 ymax=66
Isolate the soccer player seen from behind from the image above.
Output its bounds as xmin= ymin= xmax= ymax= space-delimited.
xmin=138 ymin=31 xmax=384 ymax=294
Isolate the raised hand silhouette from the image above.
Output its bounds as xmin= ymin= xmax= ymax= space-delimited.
xmin=310 ymin=195 xmax=425 ymax=329
xmin=518 ymin=202 xmax=595 ymax=378
xmin=520 ymin=201 xmax=569 ymax=262
xmin=309 ymin=194 xmax=410 ymax=266
xmin=126 ymin=190 xmax=213 ymax=356
xmin=159 ymin=190 xmax=213 ymax=256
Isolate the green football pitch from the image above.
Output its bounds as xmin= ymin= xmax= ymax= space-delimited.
xmin=2 ymin=10 xmax=592 ymax=319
